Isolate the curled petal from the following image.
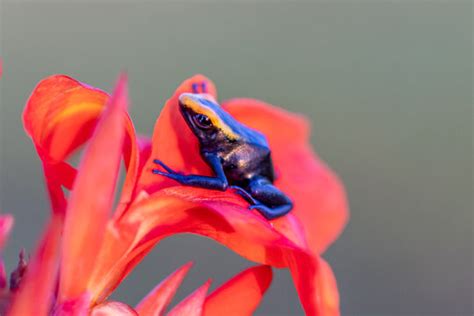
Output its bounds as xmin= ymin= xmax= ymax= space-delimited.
xmin=166 ymin=280 xmax=211 ymax=316
xmin=23 ymin=75 xmax=141 ymax=214
xmin=8 ymin=216 xmax=62 ymax=316
xmin=135 ymin=262 xmax=193 ymax=316
xmin=203 ymin=265 xmax=272 ymax=316
xmin=23 ymin=75 xmax=108 ymax=163
xmin=88 ymin=187 xmax=336 ymax=315
xmin=222 ymin=98 xmax=349 ymax=254
xmin=59 ymin=75 xmax=128 ymax=302
xmin=138 ymin=75 xmax=217 ymax=194
xmin=91 ymin=302 xmax=138 ymax=316
xmin=137 ymin=74 xmax=347 ymax=254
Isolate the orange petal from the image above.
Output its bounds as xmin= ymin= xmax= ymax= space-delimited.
xmin=136 ymin=74 xmax=347 ymax=254
xmin=222 ymin=98 xmax=349 ymax=254
xmin=8 ymin=216 xmax=62 ymax=316
xmin=23 ymin=75 xmax=141 ymax=215
xmin=115 ymin=135 xmax=153 ymax=220
xmin=42 ymin=162 xmax=73 ymax=215
xmin=202 ymin=265 xmax=272 ymax=316
xmin=59 ymin=75 xmax=128 ymax=302
xmin=137 ymin=75 xmax=217 ymax=194
xmin=87 ymin=187 xmax=338 ymax=315
xmin=23 ymin=75 xmax=108 ymax=163
xmin=315 ymin=258 xmax=340 ymax=316
xmin=91 ymin=302 xmax=138 ymax=316
xmin=166 ymin=280 xmax=211 ymax=316
xmin=135 ymin=262 xmax=193 ymax=316
xmin=0 ymin=214 xmax=13 ymax=250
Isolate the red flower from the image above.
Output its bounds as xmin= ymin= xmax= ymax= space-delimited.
xmin=3 ymin=76 xmax=273 ymax=316
xmin=11 ymin=73 xmax=347 ymax=315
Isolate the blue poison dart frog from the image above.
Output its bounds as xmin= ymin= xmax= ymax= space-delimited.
xmin=152 ymin=87 xmax=292 ymax=220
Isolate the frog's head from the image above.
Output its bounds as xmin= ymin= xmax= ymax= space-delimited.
xmin=178 ymin=93 xmax=240 ymax=145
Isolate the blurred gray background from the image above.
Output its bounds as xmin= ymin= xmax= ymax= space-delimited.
xmin=0 ymin=1 xmax=472 ymax=315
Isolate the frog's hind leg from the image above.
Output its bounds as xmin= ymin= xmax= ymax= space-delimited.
xmin=247 ymin=177 xmax=293 ymax=220
xmin=230 ymin=185 xmax=259 ymax=205
xmin=249 ymin=204 xmax=292 ymax=220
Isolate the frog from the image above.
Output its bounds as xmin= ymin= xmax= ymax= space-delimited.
xmin=152 ymin=86 xmax=292 ymax=220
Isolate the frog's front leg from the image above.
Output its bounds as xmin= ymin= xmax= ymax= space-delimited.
xmin=152 ymin=153 xmax=228 ymax=191
xmin=247 ymin=176 xmax=293 ymax=220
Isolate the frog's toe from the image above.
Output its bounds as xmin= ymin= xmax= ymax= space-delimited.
xmin=153 ymin=159 xmax=175 ymax=173
xmin=152 ymin=169 xmax=182 ymax=182
xmin=191 ymin=82 xmax=207 ymax=94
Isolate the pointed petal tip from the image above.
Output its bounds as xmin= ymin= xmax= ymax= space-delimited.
xmin=116 ymin=72 xmax=129 ymax=89
xmin=110 ymin=73 xmax=129 ymax=111
xmin=202 ymin=265 xmax=272 ymax=316
xmin=59 ymin=72 xmax=130 ymax=300
xmin=134 ymin=261 xmax=195 ymax=316
xmin=182 ymin=261 xmax=194 ymax=270
xmin=0 ymin=214 xmax=14 ymax=233
xmin=167 ymin=279 xmax=212 ymax=316
xmin=91 ymin=301 xmax=138 ymax=316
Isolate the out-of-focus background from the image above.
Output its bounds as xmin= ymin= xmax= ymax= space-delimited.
xmin=0 ymin=1 xmax=472 ymax=315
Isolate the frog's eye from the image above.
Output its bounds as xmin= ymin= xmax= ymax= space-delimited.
xmin=193 ymin=113 xmax=213 ymax=129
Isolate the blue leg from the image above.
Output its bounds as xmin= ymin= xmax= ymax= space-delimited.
xmin=247 ymin=176 xmax=293 ymax=220
xmin=152 ymin=156 xmax=228 ymax=191
xmin=250 ymin=203 xmax=293 ymax=220
xmin=230 ymin=185 xmax=259 ymax=205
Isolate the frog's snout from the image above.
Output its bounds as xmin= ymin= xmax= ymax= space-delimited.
xmin=179 ymin=93 xmax=217 ymax=110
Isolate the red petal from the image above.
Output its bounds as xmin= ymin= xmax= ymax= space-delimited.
xmin=23 ymin=75 xmax=108 ymax=163
xmin=0 ymin=214 xmax=13 ymax=250
xmin=137 ymin=75 xmax=217 ymax=194
xmin=23 ymin=75 xmax=141 ymax=215
xmin=58 ymin=75 xmax=128 ymax=302
xmin=91 ymin=302 xmax=138 ymax=316
xmin=82 ymin=76 xmax=342 ymax=314
xmin=0 ymin=261 xmax=6 ymax=290
xmin=166 ymin=280 xmax=211 ymax=316
xmin=8 ymin=216 xmax=62 ymax=316
xmin=222 ymin=98 xmax=349 ymax=254
xmin=135 ymin=262 xmax=193 ymax=316
xmin=136 ymin=74 xmax=347 ymax=254
xmin=87 ymin=187 xmax=338 ymax=315
xmin=202 ymin=265 xmax=272 ymax=316
xmin=51 ymin=292 xmax=91 ymax=316
xmin=315 ymin=258 xmax=340 ymax=316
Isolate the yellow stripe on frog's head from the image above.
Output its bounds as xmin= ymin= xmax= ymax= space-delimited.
xmin=179 ymin=93 xmax=239 ymax=140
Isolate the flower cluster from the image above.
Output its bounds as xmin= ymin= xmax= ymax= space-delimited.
xmin=0 ymin=73 xmax=348 ymax=315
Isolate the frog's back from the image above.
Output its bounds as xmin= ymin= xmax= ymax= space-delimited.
xmin=219 ymin=130 xmax=275 ymax=186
